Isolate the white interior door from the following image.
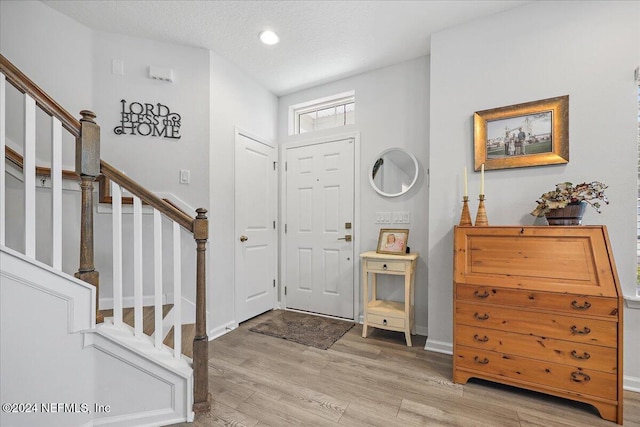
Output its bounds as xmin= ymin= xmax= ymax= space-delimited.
xmin=235 ymin=129 xmax=277 ymax=323
xmin=284 ymin=137 xmax=355 ymax=319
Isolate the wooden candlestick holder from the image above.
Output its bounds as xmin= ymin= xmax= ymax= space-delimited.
xmin=459 ymin=196 xmax=472 ymax=226
xmin=475 ymin=194 xmax=489 ymax=226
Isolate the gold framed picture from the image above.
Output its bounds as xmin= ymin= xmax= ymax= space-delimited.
xmin=376 ymin=229 xmax=409 ymax=255
xmin=474 ymin=95 xmax=569 ymax=171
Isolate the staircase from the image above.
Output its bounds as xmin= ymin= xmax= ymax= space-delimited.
xmin=99 ymin=306 xmax=196 ymax=358
xmin=0 ymin=54 xmax=210 ymax=426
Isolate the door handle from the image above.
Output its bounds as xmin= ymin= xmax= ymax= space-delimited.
xmin=240 ymin=235 xmax=248 ymax=242
xmin=337 ymin=234 xmax=352 ymax=242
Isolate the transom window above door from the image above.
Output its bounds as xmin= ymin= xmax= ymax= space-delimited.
xmin=289 ymin=91 xmax=355 ymax=135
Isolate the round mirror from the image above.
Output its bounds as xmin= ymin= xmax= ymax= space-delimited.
xmin=369 ymin=148 xmax=419 ymax=197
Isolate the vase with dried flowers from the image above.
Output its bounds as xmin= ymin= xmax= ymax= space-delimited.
xmin=531 ymin=181 xmax=609 ymax=225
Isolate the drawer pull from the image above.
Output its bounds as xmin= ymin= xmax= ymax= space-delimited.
xmin=473 ymin=334 xmax=489 ymax=343
xmin=383 ymin=319 xmax=387 ymax=326
xmin=570 ymin=325 xmax=591 ymax=335
xmin=571 ymin=300 xmax=592 ymax=310
xmin=474 ymin=312 xmax=490 ymax=321
xmin=473 ymin=290 xmax=490 ymax=299
xmin=473 ymin=356 xmax=489 ymax=365
xmin=383 ymin=264 xmax=388 ymax=270
xmin=570 ymin=350 xmax=591 ymax=360
xmin=570 ymin=372 xmax=591 ymax=383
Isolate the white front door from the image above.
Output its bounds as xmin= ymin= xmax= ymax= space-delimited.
xmin=284 ymin=137 xmax=355 ymax=319
xmin=234 ymin=128 xmax=277 ymax=323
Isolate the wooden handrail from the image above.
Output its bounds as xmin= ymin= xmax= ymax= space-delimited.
xmin=100 ymin=160 xmax=194 ymax=232
xmin=0 ymin=54 xmax=81 ymax=138
xmin=5 ymin=147 xmax=190 ymax=219
xmin=5 ymin=146 xmax=79 ymax=180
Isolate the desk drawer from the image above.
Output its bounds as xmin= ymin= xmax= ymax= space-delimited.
xmin=366 ymin=260 xmax=406 ymax=273
xmin=456 ymin=302 xmax=617 ymax=347
xmin=367 ymin=313 xmax=405 ymax=329
xmin=456 ymin=284 xmax=618 ymax=318
xmin=455 ymin=346 xmax=617 ymax=401
xmin=455 ymin=324 xmax=617 ymax=374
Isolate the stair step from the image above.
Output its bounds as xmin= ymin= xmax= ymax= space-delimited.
xmin=100 ymin=305 xmax=194 ymax=357
xmin=163 ymin=324 xmax=196 ymax=359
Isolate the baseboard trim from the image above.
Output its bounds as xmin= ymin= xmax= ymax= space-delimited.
xmin=208 ymin=321 xmax=237 ymax=340
xmin=91 ymin=408 xmax=183 ymax=427
xmin=415 ymin=325 xmax=428 ymax=336
xmin=424 ymin=338 xmax=453 ymax=355
xmin=624 ymin=375 xmax=640 ymax=392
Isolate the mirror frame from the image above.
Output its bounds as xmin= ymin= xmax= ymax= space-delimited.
xmin=369 ymin=147 xmax=419 ymax=197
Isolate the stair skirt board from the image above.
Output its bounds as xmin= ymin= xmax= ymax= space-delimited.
xmin=85 ymin=325 xmax=194 ymax=426
xmin=1 ymin=248 xmax=193 ymax=426
xmin=0 ymin=246 xmax=95 ymax=331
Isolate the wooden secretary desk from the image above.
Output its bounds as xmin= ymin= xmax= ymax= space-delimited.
xmin=453 ymin=226 xmax=624 ymax=424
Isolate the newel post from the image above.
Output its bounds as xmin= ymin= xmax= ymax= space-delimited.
xmin=74 ymin=110 xmax=103 ymax=323
xmin=192 ymin=208 xmax=211 ymax=413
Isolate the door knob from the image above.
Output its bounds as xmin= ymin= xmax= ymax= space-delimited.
xmin=240 ymin=235 xmax=248 ymax=242
xmin=337 ymin=234 xmax=352 ymax=242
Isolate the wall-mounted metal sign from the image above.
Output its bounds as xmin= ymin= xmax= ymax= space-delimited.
xmin=113 ymin=99 xmax=181 ymax=139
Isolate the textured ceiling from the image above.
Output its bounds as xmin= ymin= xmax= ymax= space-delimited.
xmin=43 ymin=0 xmax=529 ymax=96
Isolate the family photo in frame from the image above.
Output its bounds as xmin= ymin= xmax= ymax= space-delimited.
xmin=376 ymin=229 xmax=409 ymax=255
xmin=474 ymin=95 xmax=569 ymax=171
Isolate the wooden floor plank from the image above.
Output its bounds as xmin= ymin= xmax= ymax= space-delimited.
xmin=169 ymin=310 xmax=638 ymax=427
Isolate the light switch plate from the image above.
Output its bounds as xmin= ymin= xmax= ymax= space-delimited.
xmin=180 ymin=169 xmax=190 ymax=184
xmin=375 ymin=212 xmax=392 ymax=224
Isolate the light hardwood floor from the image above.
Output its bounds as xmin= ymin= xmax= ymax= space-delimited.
xmin=171 ymin=310 xmax=639 ymax=427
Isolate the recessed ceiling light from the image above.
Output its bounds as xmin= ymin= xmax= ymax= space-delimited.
xmin=259 ymin=30 xmax=279 ymax=45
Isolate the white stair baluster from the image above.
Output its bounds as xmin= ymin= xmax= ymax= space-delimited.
xmin=24 ymin=95 xmax=36 ymax=258
xmin=173 ymin=221 xmax=181 ymax=358
xmin=0 ymin=73 xmax=5 ymax=245
xmin=153 ymin=209 xmax=163 ymax=349
xmin=112 ymin=182 xmax=123 ymax=327
xmin=51 ymin=117 xmax=62 ymax=270
xmin=134 ymin=195 xmax=143 ymax=338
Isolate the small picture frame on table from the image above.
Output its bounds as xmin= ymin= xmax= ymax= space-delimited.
xmin=376 ymin=229 xmax=409 ymax=255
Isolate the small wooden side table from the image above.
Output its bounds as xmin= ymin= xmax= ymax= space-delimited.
xmin=360 ymin=251 xmax=419 ymax=346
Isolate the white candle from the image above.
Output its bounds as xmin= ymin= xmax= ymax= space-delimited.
xmin=480 ymin=164 xmax=485 ymax=195
xmin=463 ymin=167 xmax=468 ymax=198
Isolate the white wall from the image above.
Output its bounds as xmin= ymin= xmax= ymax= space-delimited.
xmin=92 ymin=31 xmax=210 ymax=210
xmin=0 ymin=0 xmax=92 ymax=171
xmin=428 ymin=0 xmax=640 ymax=388
xmin=278 ymin=57 xmax=430 ymax=332
xmin=208 ymin=52 xmax=278 ymax=335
